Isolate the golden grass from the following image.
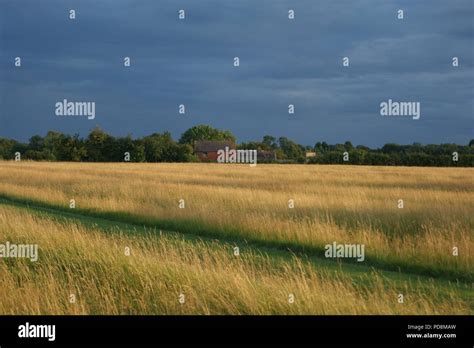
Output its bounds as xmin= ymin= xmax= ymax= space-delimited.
xmin=0 ymin=205 xmax=470 ymax=315
xmin=0 ymin=162 xmax=472 ymax=279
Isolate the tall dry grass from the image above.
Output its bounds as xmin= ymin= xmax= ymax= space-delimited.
xmin=0 ymin=205 xmax=470 ymax=315
xmin=0 ymin=162 xmax=472 ymax=280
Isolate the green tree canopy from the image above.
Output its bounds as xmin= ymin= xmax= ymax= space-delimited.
xmin=179 ymin=125 xmax=236 ymax=145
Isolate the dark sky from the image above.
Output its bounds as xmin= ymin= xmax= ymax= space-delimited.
xmin=1 ymin=0 xmax=473 ymax=147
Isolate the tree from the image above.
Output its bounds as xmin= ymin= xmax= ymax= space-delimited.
xmin=0 ymin=138 xmax=18 ymax=159
xmin=382 ymin=143 xmax=403 ymax=153
xmin=43 ymin=131 xmax=66 ymax=159
xmin=24 ymin=135 xmax=56 ymax=160
xmin=131 ymin=139 xmax=146 ymax=162
xmin=24 ymin=148 xmax=55 ymax=161
xmin=28 ymin=135 xmax=44 ymax=152
xmin=144 ymin=132 xmax=193 ymax=162
xmin=262 ymin=135 xmax=278 ymax=149
xmin=85 ymin=127 xmax=114 ymax=162
xmin=60 ymin=134 xmax=87 ymax=161
xmin=179 ymin=125 xmax=236 ymax=145
xmin=314 ymin=141 xmax=329 ymax=153
xmin=278 ymin=137 xmax=305 ymax=162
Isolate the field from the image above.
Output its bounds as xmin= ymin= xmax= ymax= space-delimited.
xmin=0 ymin=161 xmax=472 ymax=314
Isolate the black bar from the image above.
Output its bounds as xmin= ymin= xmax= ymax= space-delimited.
xmin=0 ymin=315 xmax=472 ymax=347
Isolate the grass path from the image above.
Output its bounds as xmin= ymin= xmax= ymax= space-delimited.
xmin=0 ymin=195 xmax=472 ymax=308
xmin=0 ymin=192 xmax=471 ymax=283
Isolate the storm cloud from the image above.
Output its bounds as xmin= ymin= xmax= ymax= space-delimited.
xmin=1 ymin=0 xmax=473 ymax=146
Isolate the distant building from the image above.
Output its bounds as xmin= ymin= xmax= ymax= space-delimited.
xmin=257 ymin=150 xmax=277 ymax=162
xmin=305 ymin=152 xmax=316 ymax=163
xmin=194 ymin=140 xmax=236 ymax=161
xmin=194 ymin=141 xmax=277 ymax=163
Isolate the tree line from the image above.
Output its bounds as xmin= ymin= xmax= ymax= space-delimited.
xmin=0 ymin=125 xmax=473 ymax=166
